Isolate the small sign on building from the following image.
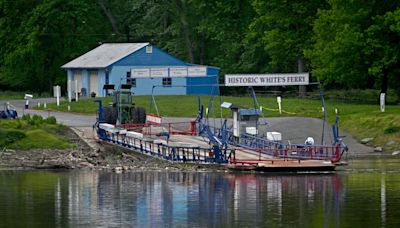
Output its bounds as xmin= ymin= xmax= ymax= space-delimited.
xmin=169 ymin=67 xmax=188 ymax=77
xmin=132 ymin=68 xmax=150 ymax=77
xmin=188 ymin=67 xmax=207 ymax=77
xmin=150 ymin=68 xmax=168 ymax=77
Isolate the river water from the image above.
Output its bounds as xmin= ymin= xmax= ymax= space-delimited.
xmin=1 ymin=157 xmax=400 ymax=228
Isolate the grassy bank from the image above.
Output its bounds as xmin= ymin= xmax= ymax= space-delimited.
xmin=35 ymin=95 xmax=400 ymax=152
xmin=0 ymin=115 xmax=73 ymax=150
xmin=0 ymin=91 xmax=50 ymax=100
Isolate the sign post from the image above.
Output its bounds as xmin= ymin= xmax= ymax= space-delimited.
xmin=24 ymin=94 xmax=33 ymax=109
xmin=380 ymin=93 xmax=385 ymax=112
xmin=277 ymin=96 xmax=282 ymax=114
xmin=53 ymin=85 xmax=61 ymax=106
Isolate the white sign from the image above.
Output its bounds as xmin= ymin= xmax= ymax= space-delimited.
xmin=150 ymin=68 xmax=168 ymax=77
xmin=146 ymin=114 xmax=162 ymax=125
xmin=170 ymin=67 xmax=188 ymax=77
xmin=225 ymin=73 xmax=309 ymax=86
xmin=53 ymin=85 xmax=61 ymax=98
xmin=380 ymin=93 xmax=385 ymax=112
xmin=188 ymin=67 xmax=207 ymax=76
xmin=132 ymin=68 xmax=150 ymax=77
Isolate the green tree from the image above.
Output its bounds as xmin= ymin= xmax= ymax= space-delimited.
xmin=307 ymin=0 xmax=400 ymax=98
xmin=366 ymin=8 xmax=400 ymax=96
xmin=0 ymin=0 xmax=111 ymax=94
xmin=306 ymin=0 xmax=373 ymax=89
xmin=249 ymin=0 xmax=326 ymax=73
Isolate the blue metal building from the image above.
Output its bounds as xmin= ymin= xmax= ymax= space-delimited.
xmin=61 ymin=43 xmax=219 ymax=97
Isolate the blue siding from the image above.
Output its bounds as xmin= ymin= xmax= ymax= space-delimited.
xmin=134 ymin=78 xmax=186 ymax=96
xmin=98 ymin=70 xmax=106 ymax=97
xmin=64 ymin=44 xmax=220 ymax=97
xmin=187 ymin=67 xmax=220 ymax=95
xmin=67 ymin=70 xmax=73 ymax=81
xmin=109 ymin=66 xmax=130 ymax=87
xmin=113 ymin=47 xmax=189 ymax=67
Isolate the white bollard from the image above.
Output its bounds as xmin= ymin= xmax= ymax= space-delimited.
xmin=68 ymin=106 xmax=70 ymax=111
xmin=38 ymin=102 xmax=41 ymax=107
xmin=380 ymin=93 xmax=385 ymax=112
xmin=44 ymin=103 xmax=47 ymax=108
xmin=277 ymin=96 xmax=282 ymax=114
xmin=55 ymin=85 xmax=60 ymax=106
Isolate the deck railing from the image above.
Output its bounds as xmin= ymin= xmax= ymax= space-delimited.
xmin=98 ymin=128 xmax=231 ymax=164
xmin=200 ymin=124 xmax=343 ymax=163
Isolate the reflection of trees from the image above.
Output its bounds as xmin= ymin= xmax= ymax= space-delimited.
xmin=0 ymin=170 xmax=67 ymax=227
xmin=2 ymin=170 xmax=400 ymax=227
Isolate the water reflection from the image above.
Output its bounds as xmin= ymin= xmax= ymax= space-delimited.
xmin=1 ymin=167 xmax=400 ymax=227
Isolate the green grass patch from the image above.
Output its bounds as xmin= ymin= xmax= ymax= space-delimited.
xmin=34 ymin=95 xmax=400 ymax=152
xmin=0 ymin=91 xmax=50 ymax=100
xmin=0 ymin=114 xmax=73 ymax=150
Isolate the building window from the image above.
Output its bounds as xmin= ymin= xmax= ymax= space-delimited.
xmin=146 ymin=45 xmax=153 ymax=53
xmin=162 ymin=77 xmax=172 ymax=86
xmin=126 ymin=78 xmax=136 ymax=87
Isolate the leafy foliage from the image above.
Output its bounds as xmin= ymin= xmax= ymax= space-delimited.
xmin=0 ymin=129 xmax=26 ymax=147
xmin=0 ymin=115 xmax=71 ymax=149
xmin=0 ymin=0 xmax=399 ymax=101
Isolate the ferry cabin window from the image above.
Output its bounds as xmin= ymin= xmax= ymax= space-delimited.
xmin=162 ymin=78 xmax=172 ymax=86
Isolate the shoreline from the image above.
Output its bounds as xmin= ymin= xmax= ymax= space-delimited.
xmin=0 ymin=126 xmax=396 ymax=171
xmin=0 ymin=127 xmax=227 ymax=171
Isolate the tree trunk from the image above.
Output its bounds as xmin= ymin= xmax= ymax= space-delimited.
xmin=200 ymin=32 xmax=206 ymax=65
xmin=298 ymin=56 xmax=306 ymax=97
xmin=381 ymin=70 xmax=388 ymax=95
xmin=379 ymin=69 xmax=388 ymax=104
xmin=174 ymin=0 xmax=195 ymax=63
xmin=98 ymin=0 xmax=121 ymax=36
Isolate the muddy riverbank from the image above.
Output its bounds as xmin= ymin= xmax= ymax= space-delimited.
xmin=0 ymin=127 xmax=224 ymax=171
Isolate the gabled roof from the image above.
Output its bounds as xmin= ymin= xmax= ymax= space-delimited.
xmin=61 ymin=43 xmax=149 ymax=69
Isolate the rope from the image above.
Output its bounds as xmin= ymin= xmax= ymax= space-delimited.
xmin=260 ymin=107 xmax=297 ymax=115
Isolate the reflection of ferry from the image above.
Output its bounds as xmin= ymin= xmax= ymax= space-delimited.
xmin=94 ymin=86 xmax=348 ymax=172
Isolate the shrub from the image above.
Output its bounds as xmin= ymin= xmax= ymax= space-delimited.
xmin=45 ymin=116 xmax=57 ymax=124
xmin=21 ymin=114 xmax=31 ymax=121
xmin=0 ymin=129 xmax=26 ymax=147
xmin=384 ymin=126 xmax=400 ymax=134
xmin=29 ymin=115 xmax=44 ymax=126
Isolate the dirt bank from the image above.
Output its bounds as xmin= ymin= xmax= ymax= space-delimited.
xmin=0 ymin=127 xmax=224 ymax=171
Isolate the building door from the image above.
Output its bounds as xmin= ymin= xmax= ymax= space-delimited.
xmin=73 ymin=71 xmax=82 ymax=95
xmin=89 ymin=71 xmax=98 ymax=96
